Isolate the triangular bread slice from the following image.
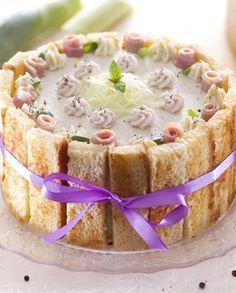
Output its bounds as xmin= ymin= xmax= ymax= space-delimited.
xmin=27 ymin=128 xmax=68 ymax=233
xmin=2 ymin=108 xmax=35 ymax=223
xmin=109 ymin=144 xmax=149 ymax=250
xmin=66 ymin=141 xmax=108 ymax=249
xmin=146 ymin=142 xmax=187 ymax=246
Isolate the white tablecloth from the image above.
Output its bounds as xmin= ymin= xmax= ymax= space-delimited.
xmin=1 ymin=0 xmax=236 ymax=292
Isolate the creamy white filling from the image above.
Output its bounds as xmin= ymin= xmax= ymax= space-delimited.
xmin=38 ymin=49 xmax=204 ymax=144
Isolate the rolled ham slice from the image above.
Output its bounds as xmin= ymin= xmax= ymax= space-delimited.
xmin=24 ymin=57 xmax=46 ymax=78
xmin=175 ymin=47 xmax=195 ymax=69
xmin=63 ymin=35 xmax=84 ymax=57
xmin=201 ymin=70 xmax=223 ymax=92
xmin=91 ymin=129 xmax=117 ymax=147
xmin=36 ymin=114 xmax=56 ymax=133
xmin=201 ymin=103 xmax=220 ymax=121
xmin=163 ymin=122 xmax=184 ymax=143
xmin=124 ymin=32 xmax=145 ymax=53
xmin=13 ymin=86 xmax=37 ymax=108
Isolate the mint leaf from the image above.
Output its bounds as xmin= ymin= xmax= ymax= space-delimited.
xmin=71 ymin=135 xmax=90 ymax=143
xmin=153 ymin=138 xmax=163 ymax=145
xmin=39 ymin=51 xmax=46 ymax=60
xmin=137 ymin=47 xmax=149 ymax=58
xmin=113 ymin=80 xmax=126 ymax=93
xmin=109 ymin=60 xmax=122 ymax=83
xmin=187 ymin=109 xmax=199 ymax=118
xmin=32 ymin=80 xmax=41 ymax=90
xmin=83 ymin=41 xmax=98 ymax=53
xmin=182 ymin=66 xmax=191 ymax=75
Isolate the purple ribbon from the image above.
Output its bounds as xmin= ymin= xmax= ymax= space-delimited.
xmin=0 ymin=134 xmax=236 ymax=251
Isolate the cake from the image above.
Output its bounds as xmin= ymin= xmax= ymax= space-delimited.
xmin=0 ymin=32 xmax=236 ymax=251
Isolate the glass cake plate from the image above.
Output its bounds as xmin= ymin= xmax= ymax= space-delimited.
xmin=0 ymin=189 xmax=235 ymax=274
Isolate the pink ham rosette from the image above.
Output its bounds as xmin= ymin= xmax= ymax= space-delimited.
xmin=63 ymin=35 xmax=83 ymax=57
xmin=162 ymin=122 xmax=184 ymax=143
xmin=91 ymin=129 xmax=117 ymax=147
xmin=124 ymin=32 xmax=145 ymax=53
xmin=201 ymin=103 xmax=220 ymax=121
xmin=13 ymin=86 xmax=38 ymax=108
xmin=36 ymin=113 xmax=56 ymax=133
xmin=175 ymin=47 xmax=196 ymax=69
xmin=201 ymin=70 xmax=223 ymax=92
xmin=24 ymin=57 xmax=47 ymax=78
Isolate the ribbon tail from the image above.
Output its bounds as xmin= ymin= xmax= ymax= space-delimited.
xmin=42 ymin=203 xmax=93 ymax=243
xmin=120 ymin=205 xmax=168 ymax=251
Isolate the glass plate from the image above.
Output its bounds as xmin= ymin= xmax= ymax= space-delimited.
xmin=0 ymin=190 xmax=235 ymax=274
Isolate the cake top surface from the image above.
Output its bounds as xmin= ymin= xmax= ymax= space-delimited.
xmin=9 ymin=32 xmax=229 ymax=146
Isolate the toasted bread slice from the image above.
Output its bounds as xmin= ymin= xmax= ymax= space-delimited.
xmin=0 ymin=70 xmax=14 ymax=96
xmin=27 ymin=128 xmax=68 ymax=233
xmin=178 ymin=125 xmax=214 ymax=238
xmin=109 ymin=144 xmax=149 ymax=250
xmin=66 ymin=142 xmax=108 ymax=249
xmin=2 ymin=108 xmax=35 ymax=223
xmin=147 ymin=142 xmax=187 ymax=245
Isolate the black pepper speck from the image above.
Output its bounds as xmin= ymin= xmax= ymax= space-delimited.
xmin=24 ymin=275 xmax=30 ymax=282
xmin=199 ymin=282 xmax=206 ymax=289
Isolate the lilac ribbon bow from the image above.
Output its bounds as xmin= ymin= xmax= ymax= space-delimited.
xmin=0 ymin=134 xmax=236 ymax=251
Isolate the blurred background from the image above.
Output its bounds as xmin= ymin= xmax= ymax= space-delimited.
xmin=0 ymin=0 xmax=235 ymax=69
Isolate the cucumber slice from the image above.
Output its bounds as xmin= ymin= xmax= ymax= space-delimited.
xmin=62 ymin=0 xmax=132 ymax=34
xmin=0 ymin=0 xmax=82 ymax=66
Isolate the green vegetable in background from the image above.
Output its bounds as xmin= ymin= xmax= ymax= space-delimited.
xmin=0 ymin=0 xmax=82 ymax=66
xmin=62 ymin=0 xmax=132 ymax=34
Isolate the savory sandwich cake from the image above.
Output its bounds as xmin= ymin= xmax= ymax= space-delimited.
xmin=0 ymin=32 xmax=236 ymax=251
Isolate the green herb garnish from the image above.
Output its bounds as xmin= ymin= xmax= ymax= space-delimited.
xmin=83 ymin=41 xmax=98 ymax=53
xmin=137 ymin=47 xmax=149 ymax=58
xmin=109 ymin=60 xmax=126 ymax=93
xmin=39 ymin=51 xmax=46 ymax=60
xmin=71 ymin=135 xmax=90 ymax=143
xmin=36 ymin=111 xmax=54 ymax=119
xmin=153 ymin=138 xmax=164 ymax=145
xmin=182 ymin=66 xmax=191 ymax=76
xmin=32 ymin=80 xmax=41 ymax=90
xmin=187 ymin=109 xmax=199 ymax=118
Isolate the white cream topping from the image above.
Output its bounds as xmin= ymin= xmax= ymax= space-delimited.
xmin=158 ymin=91 xmax=184 ymax=113
xmin=89 ymin=107 xmax=116 ymax=128
xmin=57 ymin=74 xmax=81 ymax=97
xmin=74 ymin=59 xmax=101 ymax=79
xmin=203 ymin=84 xmax=226 ymax=105
xmin=148 ymin=68 xmax=175 ymax=89
xmin=38 ymin=49 xmax=205 ymax=144
xmin=95 ymin=37 xmax=116 ymax=56
xmin=182 ymin=115 xmax=205 ymax=131
xmin=149 ymin=38 xmax=176 ymax=62
xmin=39 ymin=43 xmax=67 ymax=71
xmin=127 ymin=106 xmax=156 ymax=129
xmin=116 ymin=51 xmax=138 ymax=73
xmin=64 ymin=96 xmax=90 ymax=117
xmin=188 ymin=60 xmax=211 ymax=82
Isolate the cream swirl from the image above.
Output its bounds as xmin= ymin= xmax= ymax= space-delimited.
xmin=182 ymin=116 xmax=205 ymax=131
xmin=148 ymin=68 xmax=175 ymax=89
xmin=64 ymin=97 xmax=90 ymax=117
xmin=15 ymin=73 xmax=41 ymax=93
xmin=149 ymin=38 xmax=176 ymax=62
xmin=116 ymin=52 xmax=138 ymax=73
xmin=57 ymin=74 xmax=81 ymax=97
xmin=95 ymin=37 xmax=116 ymax=56
xmin=159 ymin=91 xmax=184 ymax=113
xmin=89 ymin=107 xmax=116 ymax=128
xmin=41 ymin=43 xmax=66 ymax=71
xmin=188 ymin=60 xmax=210 ymax=82
xmin=74 ymin=60 xmax=100 ymax=79
xmin=203 ymin=84 xmax=226 ymax=106
xmin=127 ymin=106 xmax=155 ymax=129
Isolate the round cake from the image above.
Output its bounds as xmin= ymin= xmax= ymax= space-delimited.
xmin=0 ymin=32 xmax=236 ymax=250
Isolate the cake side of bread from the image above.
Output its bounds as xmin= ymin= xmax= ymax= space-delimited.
xmin=109 ymin=144 xmax=149 ymax=250
xmin=2 ymin=108 xmax=35 ymax=223
xmin=178 ymin=125 xmax=214 ymax=238
xmin=66 ymin=141 xmax=108 ymax=249
xmin=146 ymin=142 xmax=187 ymax=245
xmin=27 ymin=128 xmax=68 ymax=233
